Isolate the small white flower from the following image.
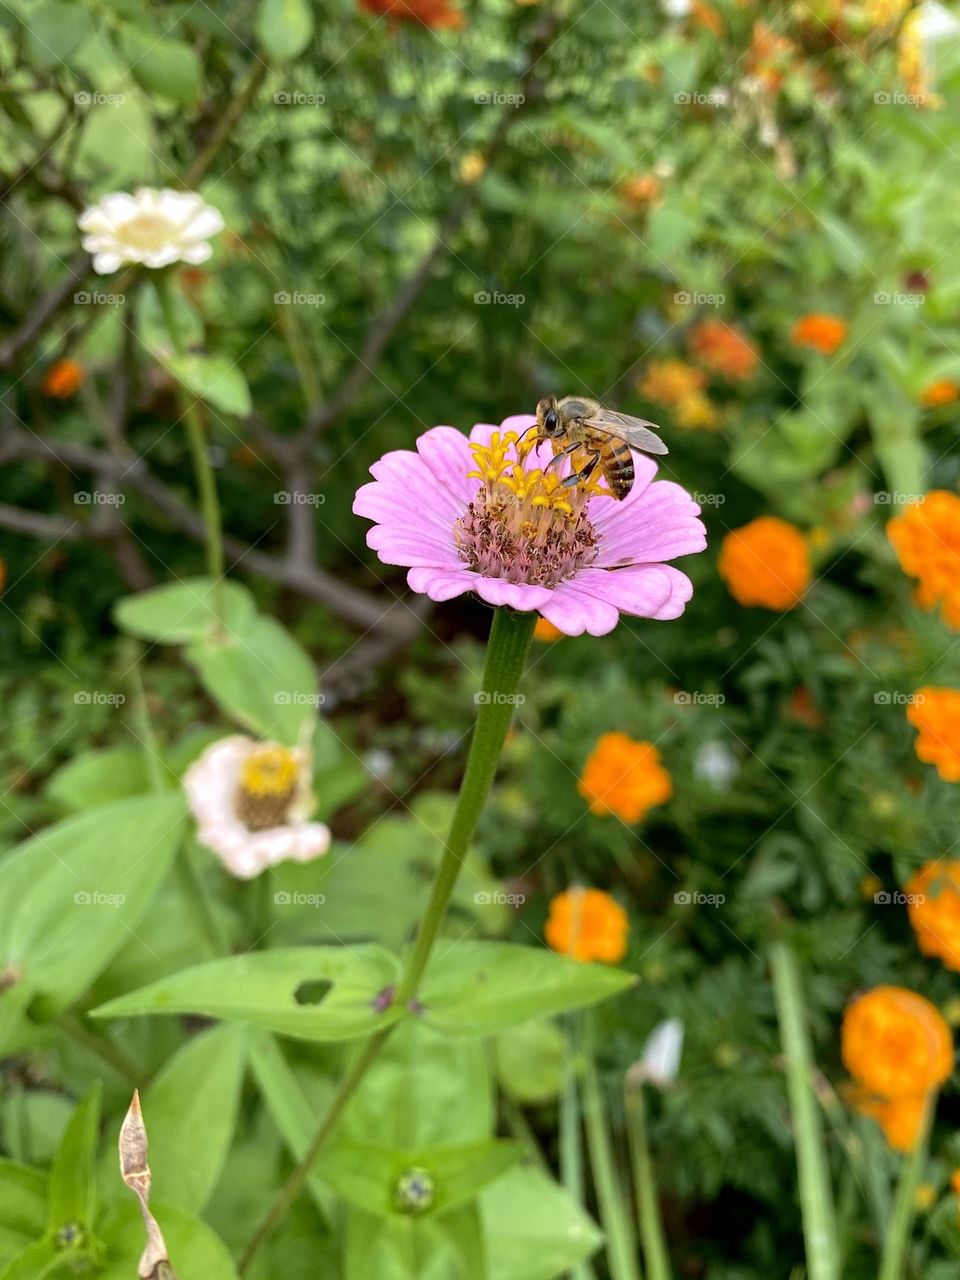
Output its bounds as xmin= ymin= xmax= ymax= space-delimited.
xmin=693 ymin=740 xmax=739 ymax=791
xmin=184 ymin=735 xmax=331 ymax=880
xmin=630 ymin=1018 xmax=684 ymax=1089
xmin=77 ymin=187 xmax=224 ymax=275
xmin=660 ymin=0 xmax=691 ymax=15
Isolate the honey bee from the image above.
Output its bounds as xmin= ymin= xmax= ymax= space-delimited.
xmin=535 ymin=396 xmax=668 ymax=500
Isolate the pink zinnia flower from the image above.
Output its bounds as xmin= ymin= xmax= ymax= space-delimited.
xmin=353 ymin=415 xmax=707 ymax=636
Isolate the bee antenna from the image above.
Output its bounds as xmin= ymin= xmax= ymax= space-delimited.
xmin=516 ymin=422 xmax=539 ymax=442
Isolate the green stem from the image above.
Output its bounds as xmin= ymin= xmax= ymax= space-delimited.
xmin=561 ymin=1013 xmax=597 ymax=1280
xmin=624 ymin=1079 xmax=672 ymax=1280
xmin=394 ymin=607 xmax=536 ymax=1003
xmin=153 ymin=273 xmax=225 ymax=593
xmin=769 ymin=941 xmax=839 ymax=1280
xmin=582 ymin=1011 xmax=642 ymax=1280
xmin=238 ymin=607 xmax=536 ymax=1273
xmin=175 ymin=841 xmax=231 ymax=958
xmin=877 ymin=1092 xmax=935 ymax=1280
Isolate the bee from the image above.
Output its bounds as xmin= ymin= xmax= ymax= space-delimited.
xmin=535 ymin=395 xmax=668 ymax=501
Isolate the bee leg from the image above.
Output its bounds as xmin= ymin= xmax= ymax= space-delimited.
xmin=543 ymin=442 xmax=580 ymax=471
xmin=561 ymin=452 xmax=601 ymax=488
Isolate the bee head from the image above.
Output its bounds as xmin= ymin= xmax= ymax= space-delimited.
xmin=536 ymin=396 xmax=561 ymax=436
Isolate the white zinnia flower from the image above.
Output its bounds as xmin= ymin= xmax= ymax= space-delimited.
xmin=628 ymin=1018 xmax=684 ymax=1089
xmin=77 ymin=187 xmax=224 ymax=275
xmin=184 ymin=735 xmax=331 ymax=879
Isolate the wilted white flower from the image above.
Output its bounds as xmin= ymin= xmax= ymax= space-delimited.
xmin=78 ymin=187 xmax=224 ymax=275
xmin=629 ymin=1018 xmax=684 ymax=1089
xmin=184 ymin=735 xmax=331 ymax=879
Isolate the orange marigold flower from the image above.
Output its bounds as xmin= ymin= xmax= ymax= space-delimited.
xmin=545 ymin=887 xmax=629 ymax=964
xmin=888 ymin=491 xmax=960 ymax=629
xmin=746 ymin=21 xmax=797 ymax=93
xmin=717 ymin=517 xmax=811 ymax=610
xmin=620 ymin=174 xmax=662 ymax=208
xmin=41 ymin=358 xmax=84 ymax=399
xmin=638 ymin=359 xmax=706 ymax=408
xmin=578 ymin=733 xmax=672 ymax=823
xmin=852 ymin=1089 xmax=927 ymax=1153
xmin=919 ymin=378 xmax=959 ymax=408
xmin=906 ymin=861 xmax=960 ymax=969
xmin=360 ymin=0 xmax=463 ymax=27
xmin=842 ymin=986 xmax=953 ymax=1100
xmin=791 ymin=313 xmax=848 ymax=355
xmin=951 ymin=1168 xmax=960 ymax=1196
xmin=534 ymin=617 xmax=564 ymax=642
xmin=688 ymin=319 xmax=759 ymax=381
xmin=907 ymin=688 xmax=960 ymax=782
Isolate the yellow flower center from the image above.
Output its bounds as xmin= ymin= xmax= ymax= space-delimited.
xmin=236 ymin=746 xmax=301 ymax=831
xmin=456 ymin=431 xmax=603 ymax=586
xmin=119 ymin=212 xmax=176 ymax=251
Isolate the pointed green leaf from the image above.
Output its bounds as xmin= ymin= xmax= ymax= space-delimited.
xmin=0 ymin=794 xmax=187 ymax=1010
xmin=0 ymin=1161 xmax=46 ymax=1264
xmin=93 ymin=946 xmax=402 ymax=1042
xmin=419 ymin=942 xmax=636 ymax=1036
xmin=345 ymin=1203 xmax=485 ymax=1280
xmin=113 ymin=577 xmax=256 ymax=644
xmin=48 ymin=1084 xmax=101 ymax=1234
xmin=47 ymin=746 xmax=153 ymax=811
xmin=160 ymin=352 xmax=252 ymax=417
xmin=119 ymin=26 xmax=201 ymax=105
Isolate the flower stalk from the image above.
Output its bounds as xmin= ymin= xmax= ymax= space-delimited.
xmin=877 ymin=1091 xmax=934 ymax=1280
xmin=624 ymin=1075 xmax=671 ymax=1280
xmin=238 ymin=605 xmax=536 ymax=1272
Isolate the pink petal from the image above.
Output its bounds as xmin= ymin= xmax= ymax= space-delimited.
xmin=355 ymin=453 xmax=465 ymax=527
xmin=593 ymin=481 xmax=706 ymax=567
xmin=471 ymin=578 xmax=552 ymax=612
xmin=407 ymin=566 xmax=478 ymax=602
xmin=536 ymin=583 xmax=621 ymax=636
xmin=569 ymin=565 xmax=693 ymax=621
xmin=415 ymin=426 xmax=480 ymax=505
xmin=366 ymin=524 xmax=462 ymax=569
xmin=352 ymin=478 xmax=460 ymax=540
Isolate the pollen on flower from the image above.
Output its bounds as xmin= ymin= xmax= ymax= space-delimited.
xmin=455 ymin=431 xmax=603 ymax=587
xmin=236 ymin=745 xmax=300 ymax=831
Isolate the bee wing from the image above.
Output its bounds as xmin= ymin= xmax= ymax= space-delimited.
xmin=582 ymin=408 xmax=669 ymax=456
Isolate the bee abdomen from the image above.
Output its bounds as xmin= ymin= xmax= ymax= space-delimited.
xmin=605 ymin=444 xmax=635 ymax=499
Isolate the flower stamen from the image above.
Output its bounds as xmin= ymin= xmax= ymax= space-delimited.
xmin=235 ymin=746 xmax=300 ymax=831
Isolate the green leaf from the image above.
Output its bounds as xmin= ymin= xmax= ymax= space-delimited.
xmin=47 ymin=1084 xmax=101 ymax=1235
xmin=114 ymin=577 xmax=256 ymax=644
xmin=419 ymin=942 xmax=636 ymax=1036
xmin=495 ymin=1019 xmax=566 ymax=1104
xmin=246 ymin=1030 xmax=335 ymax=1219
xmin=119 ymin=25 xmax=201 ymax=105
xmin=479 ymin=1167 xmax=602 ymax=1280
xmin=255 ymin=0 xmax=314 ymax=61
xmin=47 ymin=747 xmax=152 ymax=811
xmin=138 ymin=1026 xmax=247 ymax=1213
xmin=24 ymin=1 xmax=93 ymax=69
xmin=0 ymin=1237 xmax=59 ymax=1280
xmin=187 ymin=615 xmax=320 ymax=744
xmin=92 ymin=946 xmax=402 ymax=1042
xmin=344 ymin=1203 xmax=485 ymax=1280
xmin=0 ymin=794 xmax=187 ymax=1011
xmin=97 ymin=1201 xmax=238 ymax=1279
xmin=323 ymin=1139 xmax=521 ymax=1218
xmin=160 ymin=352 xmax=252 ymax=417
xmin=0 ymin=1162 xmax=46 ymax=1264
